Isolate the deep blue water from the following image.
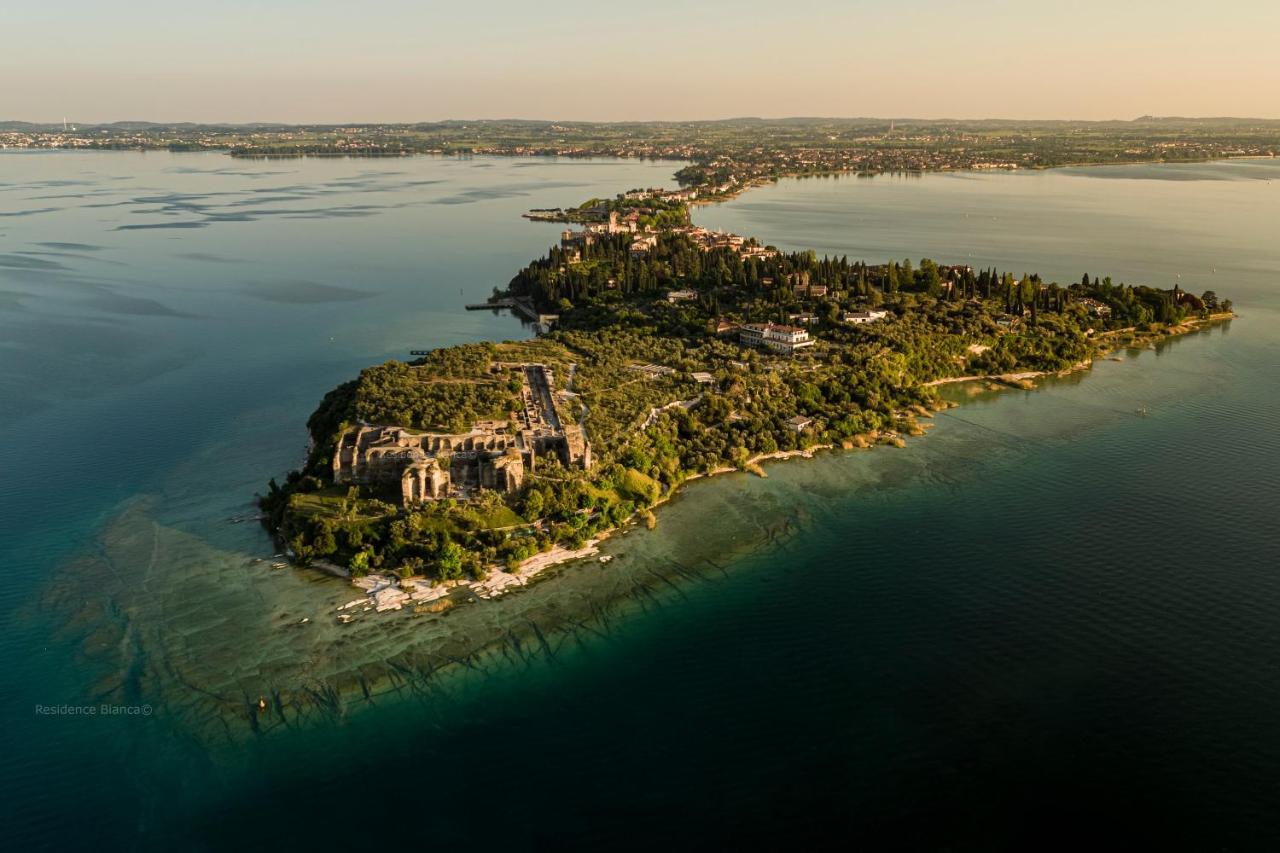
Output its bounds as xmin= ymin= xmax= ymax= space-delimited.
xmin=2 ymin=154 xmax=1279 ymax=851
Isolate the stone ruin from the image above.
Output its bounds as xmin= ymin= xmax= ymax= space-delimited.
xmin=331 ymin=364 xmax=590 ymax=505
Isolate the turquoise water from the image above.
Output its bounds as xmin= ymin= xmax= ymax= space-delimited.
xmin=3 ymin=154 xmax=1280 ymax=850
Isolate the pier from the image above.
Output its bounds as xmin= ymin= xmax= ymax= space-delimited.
xmin=465 ymin=298 xmax=514 ymax=310
xmin=464 ymin=297 xmax=555 ymax=328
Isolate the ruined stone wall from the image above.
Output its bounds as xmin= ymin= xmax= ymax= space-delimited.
xmin=401 ymin=458 xmax=450 ymax=504
xmin=480 ymin=447 xmax=525 ymax=493
xmin=329 ymin=362 xmax=591 ymax=505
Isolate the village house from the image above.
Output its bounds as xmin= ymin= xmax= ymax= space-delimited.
xmin=740 ymin=245 xmax=778 ymax=260
xmin=666 ymin=289 xmax=697 ymax=302
xmin=606 ymin=210 xmax=636 ymax=234
xmin=844 ymin=309 xmax=890 ymax=325
xmin=1078 ymin=297 xmax=1113 ymax=317
xmin=662 ymin=188 xmax=699 ymax=203
xmin=561 ymin=228 xmax=593 ymax=248
xmin=630 ymin=233 xmax=658 ymax=256
xmin=1173 ymin=287 xmax=1205 ymax=311
xmin=787 ymin=415 xmax=814 ymax=433
xmin=673 ymin=225 xmax=768 ymax=261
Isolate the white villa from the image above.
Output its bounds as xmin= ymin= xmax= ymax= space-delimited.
xmin=739 ymin=323 xmax=816 ymax=355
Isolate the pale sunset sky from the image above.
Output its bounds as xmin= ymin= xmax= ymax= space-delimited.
xmin=4 ymin=0 xmax=1278 ymax=123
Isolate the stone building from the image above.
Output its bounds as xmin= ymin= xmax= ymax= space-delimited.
xmin=333 ymin=423 xmax=529 ymax=504
xmin=482 ymin=446 xmax=525 ymax=493
xmin=330 ymin=364 xmax=589 ymax=506
xmin=401 ymin=457 xmax=450 ymax=504
xmin=738 ymin=323 xmax=816 ymax=355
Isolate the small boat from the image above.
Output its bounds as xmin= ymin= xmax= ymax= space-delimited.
xmin=598 ymin=555 xmax=614 ymax=564
xmin=257 ymin=696 xmax=267 ymax=713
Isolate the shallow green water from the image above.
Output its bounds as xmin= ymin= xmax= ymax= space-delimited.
xmin=2 ymin=155 xmax=1279 ymax=850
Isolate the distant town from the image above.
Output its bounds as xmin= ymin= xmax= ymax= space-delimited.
xmin=6 ymin=117 xmax=1279 ymax=205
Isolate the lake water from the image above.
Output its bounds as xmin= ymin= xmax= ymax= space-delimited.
xmin=2 ymin=153 xmax=1279 ymax=850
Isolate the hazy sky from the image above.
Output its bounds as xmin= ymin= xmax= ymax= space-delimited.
xmin=5 ymin=0 xmax=1278 ymax=123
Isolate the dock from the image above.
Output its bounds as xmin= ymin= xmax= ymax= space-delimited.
xmin=464 ymin=297 xmax=553 ymax=327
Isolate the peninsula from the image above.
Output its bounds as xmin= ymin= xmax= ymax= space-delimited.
xmin=259 ymin=165 xmax=1234 ymax=611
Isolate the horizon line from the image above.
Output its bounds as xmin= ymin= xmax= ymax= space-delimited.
xmin=7 ymin=114 xmax=1280 ymax=128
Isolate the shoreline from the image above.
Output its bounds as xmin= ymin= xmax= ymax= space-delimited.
xmin=8 ymin=147 xmax=1259 ymax=755
xmin=297 ymin=157 xmax=1237 ymax=619
xmin=448 ymin=314 xmax=1236 ymax=597
xmin=924 ymin=312 xmax=1235 ymax=389
xmin=332 ymin=314 xmax=1235 ymax=617
xmin=338 ymin=425 xmax=933 ymax=614
xmin=279 ymin=307 xmax=1234 ymax=736
xmin=14 ymin=146 xmax=1275 ymax=198
xmin=116 ymin=300 xmax=1240 ymax=741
